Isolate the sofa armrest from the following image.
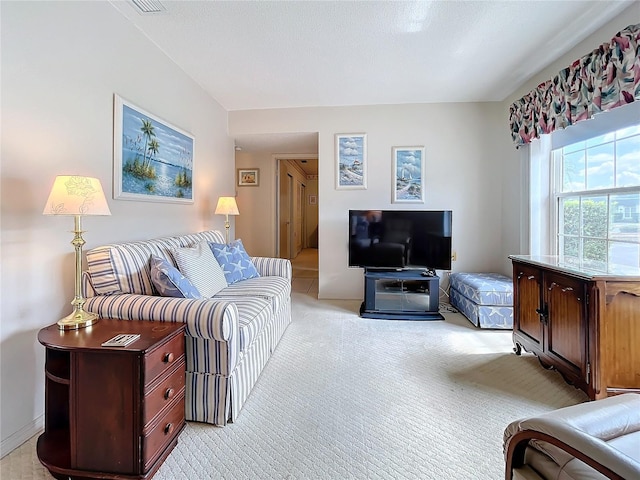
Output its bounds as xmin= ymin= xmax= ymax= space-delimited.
xmin=504 ymin=394 xmax=640 ymax=480
xmin=251 ymin=256 xmax=292 ymax=280
xmin=84 ymin=294 xmax=239 ymax=343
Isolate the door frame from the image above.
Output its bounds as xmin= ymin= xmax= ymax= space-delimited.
xmin=274 ymin=154 xmax=317 ymax=258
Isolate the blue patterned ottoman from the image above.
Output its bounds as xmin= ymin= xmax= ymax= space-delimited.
xmin=449 ymin=272 xmax=513 ymax=329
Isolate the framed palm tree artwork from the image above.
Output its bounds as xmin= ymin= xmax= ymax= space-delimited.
xmin=113 ymin=94 xmax=195 ymax=203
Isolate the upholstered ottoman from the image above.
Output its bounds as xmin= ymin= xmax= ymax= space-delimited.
xmin=449 ymin=272 xmax=513 ymax=329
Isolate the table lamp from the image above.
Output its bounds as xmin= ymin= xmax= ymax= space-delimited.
xmin=215 ymin=196 xmax=239 ymax=244
xmin=43 ymin=175 xmax=111 ymax=330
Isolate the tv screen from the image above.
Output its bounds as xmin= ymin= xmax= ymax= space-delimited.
xmin=348 ymin=210 xmax=452 ymax=270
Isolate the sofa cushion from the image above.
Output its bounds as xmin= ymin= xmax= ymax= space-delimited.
xmin=214 ymin=276 xmax=291 ymax=315
xmin=209 ymin=239 xmax=260 ymax=285
xmin=170 ymin=241 xmax=227 ymax=298
xmin=149 ymin=255 xmax=202 ymax=299
xmin=231 ymin=297 xmax=272 ymax=353
xmin=449 ymin=272 xmax=513 ymax=306
xmin=86 ymin=237 xmax=182 ymax=295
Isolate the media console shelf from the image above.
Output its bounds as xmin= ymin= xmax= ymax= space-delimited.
xmin=361 ymin=269 xmax=443 ymax=320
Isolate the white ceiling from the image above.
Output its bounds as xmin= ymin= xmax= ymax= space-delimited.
xmin=110 ymin=0 xmax=635 ymax=171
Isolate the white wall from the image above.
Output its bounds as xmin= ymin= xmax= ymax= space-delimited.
xmin=234 ymin=151 xmax=277 ymax=256
xmin=230 ymin=103 xmax=506 ymax=299
xmin=0 ymin=1 xmax=233 ymax=455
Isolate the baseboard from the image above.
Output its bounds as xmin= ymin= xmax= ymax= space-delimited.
xmin=1 ymin=415 xmax=43 ymax=459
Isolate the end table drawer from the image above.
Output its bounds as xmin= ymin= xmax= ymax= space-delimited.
xmin=144 ymin=330 xmax=185 ymax=384
xmin=144 ymin=360 xmax=186 ymax=426
xmin=142 ymin=396 xmax=185 ymax=471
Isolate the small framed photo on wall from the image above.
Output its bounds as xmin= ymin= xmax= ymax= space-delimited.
xmin=392 ymin=146 xmax=425 ymax=203
xmin=237 ymin=168 xmax=259 ymax=186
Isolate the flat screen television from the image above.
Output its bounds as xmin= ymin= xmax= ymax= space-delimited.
xmin=348 ymin=210 xmax=452 ymax=271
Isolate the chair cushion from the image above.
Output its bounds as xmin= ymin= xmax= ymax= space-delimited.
xmin=149 ymin=255 xmax=202 ymax=299
xmin=170 ymin=241 xmax=227 ymax=298
xmin=209 ymin=239 xmax=260 ymax=285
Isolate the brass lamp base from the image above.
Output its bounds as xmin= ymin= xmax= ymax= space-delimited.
xmin=57 ymin=309 xmax=99 ymax=331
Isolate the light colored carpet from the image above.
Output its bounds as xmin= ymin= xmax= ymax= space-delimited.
xmin=1 ymin=291 xmax=588 ymax=479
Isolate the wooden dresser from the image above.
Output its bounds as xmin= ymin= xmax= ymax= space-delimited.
xmin=37 ymin=319 xmax=186 ymax=480
xmin=510 ymin=255 xmax=640 ymax=400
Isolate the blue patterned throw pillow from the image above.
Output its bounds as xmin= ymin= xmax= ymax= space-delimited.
xmin=149 ymin=255 xmax=202 ymax=299
xmin=208 ymin=239 xmax=260 ymax=285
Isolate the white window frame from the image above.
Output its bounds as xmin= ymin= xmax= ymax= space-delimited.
xmin=550 ymin=126 xmax=640 ymax=270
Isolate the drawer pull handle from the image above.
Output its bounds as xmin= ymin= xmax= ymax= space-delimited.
xmin=164 ymin=388 xmax=174 ymax=400
xmin=528 ymin=275 xmax=535 ymax=280
xmin=562 ymin=287 xmax=574 ymax=293
xmin=163 ymin=352 xmax=174 ymax=363
xmin=164 ymin=423 xmax=173 ymax=435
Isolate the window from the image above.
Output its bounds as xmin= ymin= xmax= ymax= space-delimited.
xmin=552 ymin=124 xmax=640 ymax=272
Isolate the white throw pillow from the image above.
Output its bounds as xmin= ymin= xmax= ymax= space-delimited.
xmin=170 ymin=240 xmax=228 ymax=297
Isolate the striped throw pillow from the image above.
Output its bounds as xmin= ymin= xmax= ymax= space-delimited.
xmin=170 ymin=241 xmax=228 ymax=297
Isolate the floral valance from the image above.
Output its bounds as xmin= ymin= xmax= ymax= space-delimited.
xmin=509 ymin=23 xmax=640 ymax=147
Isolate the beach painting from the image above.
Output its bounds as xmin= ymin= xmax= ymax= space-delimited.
xmin=114 ymin=95 xmax=194 ymax=203
xmin=392 ymin=146 xmax=425 ymax=203
xmin=336 ymin=133 xmax=367 ymax=189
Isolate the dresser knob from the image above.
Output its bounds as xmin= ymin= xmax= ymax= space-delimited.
xmin=164 ymin=423 xmax=173 ymax=435
xmin=163 ymin=352 xmax=174 ymax=363
xmin=164 ymin=388 xmax=174 ymax=400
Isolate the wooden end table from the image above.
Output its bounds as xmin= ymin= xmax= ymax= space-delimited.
xmin=37 ymin=319 xmax=186 ymax=479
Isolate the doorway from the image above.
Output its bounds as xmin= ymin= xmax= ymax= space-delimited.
xmin=276 ymin=156 xmax=317 ymax=261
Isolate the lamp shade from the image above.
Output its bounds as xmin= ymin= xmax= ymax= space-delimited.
xmin=43 ymin=176 xmax=111 ymax=216
xmin=215 ymin=196 xmax=239 ymax=216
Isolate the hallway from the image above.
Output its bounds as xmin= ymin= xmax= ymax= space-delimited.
xmin=290 ymin=248 xmax=318 ymax=296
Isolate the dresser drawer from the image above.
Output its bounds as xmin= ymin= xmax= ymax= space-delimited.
xmin=144 ymin=360 xmax=185 ymax=426
xmin=142 ymin=395 xmax=185 ymax=472
xmin=144 ymin=330 xmax=185 ymax=385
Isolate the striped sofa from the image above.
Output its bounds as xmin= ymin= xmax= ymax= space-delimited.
xmin=82 ymin=230 xmax=292 ymax=426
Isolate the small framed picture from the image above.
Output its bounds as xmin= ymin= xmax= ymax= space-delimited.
xmin=309 ymin=195 xmax=317 ymax=205
xmin=237 ymin=168 xmax=259 ymax=186
xmin=335 ymin=133 xmax=367 ymax=190
xmin=392 ymin=146 xmax=425 ymax=203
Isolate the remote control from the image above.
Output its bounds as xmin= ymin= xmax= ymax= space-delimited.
xmin=102 ymin=333 xmax=140 ymax=347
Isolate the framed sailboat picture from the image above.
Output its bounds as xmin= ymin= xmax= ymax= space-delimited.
xmin=392 ymin=146 xmax=425 ymax=203
xmin=335 ymin=133 xmax=367 ymax=190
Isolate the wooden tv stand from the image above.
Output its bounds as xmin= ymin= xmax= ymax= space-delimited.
xmin=360 ymin=268 xmax=443 ymax=320
xmin=510 ymin=255 xmax=640 ymax=399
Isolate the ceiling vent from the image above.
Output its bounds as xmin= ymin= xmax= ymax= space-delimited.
xmin=130 ymin=0 xmax=166 ymax=14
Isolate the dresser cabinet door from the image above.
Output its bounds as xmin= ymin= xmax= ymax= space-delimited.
xmin=544 ymin=272 xmax=588 ymax=387
xmin=514 ymin=264 xmax=544 ymax=348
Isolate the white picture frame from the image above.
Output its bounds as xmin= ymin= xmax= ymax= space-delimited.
xmin=392 ymin=146 xmax=425 ymax=203
xmin=113 ymin=94 xmax=194 ymax=204
xmin=335 ymin=133 xmax=367 ymax=190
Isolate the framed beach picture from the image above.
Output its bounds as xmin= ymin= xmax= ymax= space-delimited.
xmin=113 ymin=95 xmax=194 ymax=204
xmin=335 ymin=133 xmax=367 ymax=189
xmin=392 ymin=146 xmax=425 ymax=203
xmin=237 ymin=168 xmax=259 ymax=186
